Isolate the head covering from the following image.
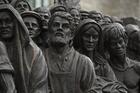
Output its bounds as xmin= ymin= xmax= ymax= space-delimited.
xmin=49 ymin=4 xmax=67 ymax=15
xmin=21 ymin=11 xmax=42 ymax=26
xmin=0 ymin=4 xmax=30 ymax=93
xmin=74 ymin=18 xmax=103 ymax=53
xmin=34 ymin=6 xmax=51 ymax=16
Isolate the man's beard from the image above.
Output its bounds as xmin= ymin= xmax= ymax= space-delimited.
xmin=49 ymin=36 xmax=68 ymax=48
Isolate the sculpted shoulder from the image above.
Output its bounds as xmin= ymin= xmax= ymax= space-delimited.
xmin=77 ymin=52 xmax=94 ymax=68
xmin=128 ymin=58 xmax=140 ymax=75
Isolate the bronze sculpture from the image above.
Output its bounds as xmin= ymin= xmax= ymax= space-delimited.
xmin=11 ymin=0 xmax=32 ymax=13
xmin=74 ymin=19 xmax=116 ymax=80
xmin=42 ymin=11 xmax=97 ymax=93
xmin=126 ymin=24 xmax=140 ymax=62
xmin=104 ymin=23 xmax=140 ymax=93
xmin=34 ymin=7 xmax=51 ymax=47
xmin=0 ymin=41 xmax=16 ymax=93
xmin=21 ymin=11 xmax=43 ymax=47
xmin=0 ymin=4 xmax=48 ymax=93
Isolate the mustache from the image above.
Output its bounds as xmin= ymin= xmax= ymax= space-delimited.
xmin=55 ymin=31 xmax=65 ymax=38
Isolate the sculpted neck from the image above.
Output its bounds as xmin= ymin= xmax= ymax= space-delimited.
xmin=50 ymin=44 xmax=70 ymax=55
xmin=110 ymin=54 xmax=127 ymax=68
xmin=83 ymin=50 xmax=94 ymax=62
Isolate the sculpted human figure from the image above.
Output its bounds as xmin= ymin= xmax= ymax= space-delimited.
xmin=11 ymin=0 xmax=32 ymax=13
xmin=34 ymin=7 xmax=51 ymax=47
xmin=34 ymin=7 xmax=51 ymax=30
xmin=89 ymin=10 xmax=103 ymax=23
xmin=80 ymin=10 xmax=89 ymax=20
xmin=74 ymin=19 xmax=116 ymax=81
xmin=104 ymin=23 xmax=140 ymax=93
xmin=69 ymin=8 xmax=80 ymax=33
xmin=21 ymin=11 xmax=43 ymax=47
xmin=125 ymin=24 xmax=140 ymax=62
xmin=0 ymin=4 xmax=48 ymax=93
xmin=0 ymin=41 xmax=16 ymax=93
xmin=42 ymin=11 xmax=97 ymax=93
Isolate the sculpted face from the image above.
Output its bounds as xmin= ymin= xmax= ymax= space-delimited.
xmin=39 ymin=12 xmax=49 ymax=30
xmin=0 ymin=11 xmax=14 ymax=40
xmin=90 ymin=14 xmax=102 ymax=22
xmin=81 ymin=12 xmax=89 ymax=20
xmin=70 ymin=9 xmax=80 ymax=25
xmin=109 ymin=37 xmax=127 ymax=57
xmin=82 ymin=28 xmax=99 ymax=51
xmin=49 ymin=16 xmax=71 ymax=47
xmin=15 ymin=1 xmax=30 ymax=13
xmin=23 ymin=16 xmax=40 ymax=38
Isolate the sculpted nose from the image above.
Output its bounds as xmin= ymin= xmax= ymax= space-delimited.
xmin=57 ymin=24 xmax=63 ymax=31
xmin=117 ymin=43 xmax=121 ymax=48
xmin=89 ymin=36 xmax=93 ymax=42
xmin=2 ymin=21 xmax=6 ymax=27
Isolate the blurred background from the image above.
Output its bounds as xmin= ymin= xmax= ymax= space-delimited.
xmin=27 ymin=0 xmax=140 ymax=18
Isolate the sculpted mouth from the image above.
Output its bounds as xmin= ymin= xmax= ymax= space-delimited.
xmin=1 ymin=29 xmax=9 ymax=34
xmin=55 ymin=32 xmax=64 ymax=37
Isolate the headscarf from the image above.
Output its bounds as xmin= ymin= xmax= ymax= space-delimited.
xmin=0 ymin=4 xmax=30 ymax=93
xmin=74 ymin=18 xmax=103 ymax=53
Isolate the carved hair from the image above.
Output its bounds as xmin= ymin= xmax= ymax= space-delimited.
xmin=48 ymin=11 xmax=73 ymax=32
xmin=104 ymin=23 xmax=128 ymax=49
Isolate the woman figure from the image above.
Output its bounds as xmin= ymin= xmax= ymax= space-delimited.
xmin=74 ymin=19 xmax=116 ymax=81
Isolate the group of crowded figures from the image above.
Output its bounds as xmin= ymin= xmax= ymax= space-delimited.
xmin=0 ymin=0 xmax=140 ymax=93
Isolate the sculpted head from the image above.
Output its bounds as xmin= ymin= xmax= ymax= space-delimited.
xmin=15 ymin=0 xmax=31 ymax=13
xmin=48 ymin=11 xmax=73 ymax=47
xmin=69 ymin=8 xmax=80 ymax=26
xmin=74 ymin=19 xmax=102 ymax=52
xmin=104 ymin=23 xmax=128 ymax=57
xmin=80 ymin=10 xmax=89 ymax=20
xmin=34 ymin=7 xmax=51 ymax=30
xmin=21 ymin=11 xmax=41 ymax=38
xmin=125 ymin=24 xmax=140 ymax=54
xmin=89 ymin=10 xmax=103 ymax=22
xmin=0 ymin=10 xmax=15 ymax=41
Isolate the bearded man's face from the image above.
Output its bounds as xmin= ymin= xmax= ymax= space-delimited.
xmin=49 ymin=16 xmax=72 ymax=47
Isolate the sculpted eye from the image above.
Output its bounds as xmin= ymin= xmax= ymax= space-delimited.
xmin=32 ymin=23 xmax=39 ymax=28
xmin=62 ymin=24 xmax=70 ymax=29
xmin=23 ymin=4 xmax=28 ymax=8
xmin=17 ymin=4 xmax=22 ymax=8
xmin=53 ymin=22 xmax=59 ymax=27
xmin=44 ymin=15 xmax=49 ymax=19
